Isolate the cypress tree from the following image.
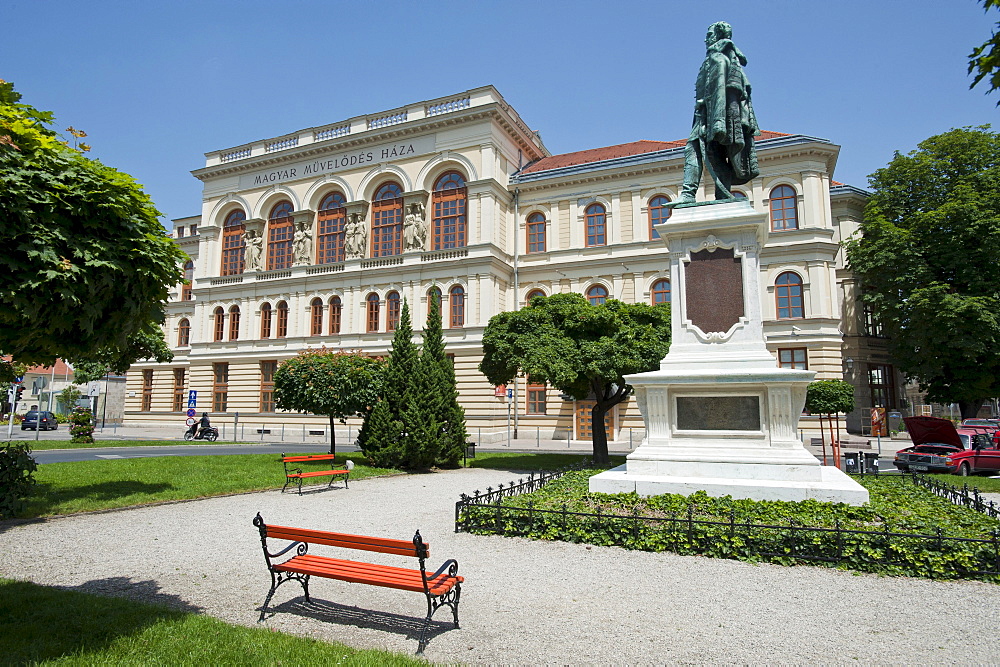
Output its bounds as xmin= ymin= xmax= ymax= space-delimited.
xmin=422 ymin=294 xmax=468 ymax=467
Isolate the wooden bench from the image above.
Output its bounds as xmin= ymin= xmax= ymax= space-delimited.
xmin=252 ymin=513 xmax=463 ymax=652
xmin=280 ymin=453 xmax=353 ymax=494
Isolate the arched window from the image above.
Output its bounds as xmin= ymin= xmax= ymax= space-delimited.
xmin=770 ymin=185 xmax=798 ymax=231
xmin=276 ymin=301 xmax=288 ymax=338
xmin=181 ymin=260 xmax=194 ymax=300
xmin=449 ymin=286 xmax=465 ymax=328
xmin=587 ymin=285 xmax=608 ymax=305
xmin=526 ymin=288 xmax=545 ymax=305
xmin=527 ymin=212 xmax=546 ymax=253
xmin=267 ymin=201 xmax=295 ymax=270
xmin=328 ymin=296 xmax=342 ymax=334
xmin=177 ymin=318 xmax=190 ymax=347
xmin=428 ymin=286 xmax=442 ymax=312
xmin=366 ymin=293 xmax=381 ymax=332
xmin=260 ymin=303 xmax=272 ymax=339
xmin=317 ymin=191 xmax=346 ymax=264
xmin=433 ymin=171 xmax=467 ymax=250
xmin=732 ymin=191 xmax=747 ymax=200
xmin=228 ymin=305 xmax=240 ymax=340
xmin=221 ymin=209 xmax=246 ymax=276
xmin=648 ymin=196 xmax=671 ymax=240
xmin=386 ymin=291 xmax=401 ymax=331
xmin=372 ymin=182 xmax=403 ymax=257
xmin=213 ymin=307 xmax=225 ymax=342
xmin=651 ymin=279 xmax=671 ymax=305
xmin=310 ymin=298 xmax=324 ymax=336
xmin=585 ymin=203 xmax=606 ymax=247
xmin=775 ymin=272 xmax=804 ymax=319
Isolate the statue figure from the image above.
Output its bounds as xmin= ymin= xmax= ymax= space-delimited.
xmin=243 ymin=227 xmax=263 ymax=272
xmin=345 ymin=212 xmax=367 ymax=259
xmin=292 ymin=220 xmax=313 ymax=266
xmin=677 ymin=21 xmax=760 ymax=203
xmin=403 ymin=202 xmax=427 ymax=251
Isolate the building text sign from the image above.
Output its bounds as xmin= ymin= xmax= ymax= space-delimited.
xmin=238 ymin=135 xmax=436 ymax=190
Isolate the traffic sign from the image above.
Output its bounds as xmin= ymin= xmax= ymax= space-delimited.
xmin=185 ymin=417 xmax=196 ymax=427
xmin=14 ymin=376 xmax=22 ymax=383
xmin=186 ymin=408 xmax=196 ymax=418
xmin=507 ymin=388 xmax=513 ymax=399
xmin=187 ymin=389 xmax=197 ymax=408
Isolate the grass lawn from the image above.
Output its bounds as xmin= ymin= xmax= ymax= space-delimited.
xmin=928 ymin=473 xmax=1000 ymax=494
xmin=20 ymin=453 xmax=401 ymax=519
xmin=0 ymin=578 xmax=424 ymax=666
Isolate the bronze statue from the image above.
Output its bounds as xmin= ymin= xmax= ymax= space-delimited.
xmin=677 ymin=21 xmax=760 ymax=204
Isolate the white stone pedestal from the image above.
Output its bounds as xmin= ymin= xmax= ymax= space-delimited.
xmin=589 ymin=201 xmax=868 ymax=504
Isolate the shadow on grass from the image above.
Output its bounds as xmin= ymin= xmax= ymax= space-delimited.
xmin=468 ymin=453 xmax=626 ymax=473
xmin=17 ymin=480 xmax=176 ymax=520
xmin=0 ymin=577 xmax=202 ymax=664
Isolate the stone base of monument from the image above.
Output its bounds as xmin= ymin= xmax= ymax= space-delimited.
xmin=588 ymin=200 xmax=869 ymax=505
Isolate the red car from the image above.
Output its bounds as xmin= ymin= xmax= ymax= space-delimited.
xmin=893 ymin=417 xmax=1000 ymax=476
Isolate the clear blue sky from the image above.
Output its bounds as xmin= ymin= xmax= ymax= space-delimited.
xmin=3 ymin=0 xmax=997 ymax=224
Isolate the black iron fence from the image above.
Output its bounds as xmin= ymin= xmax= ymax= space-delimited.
xmin=455 ymin=469 xmax=1000 ymax=581
xmin=907 ymin=472 xmax=1000 ymax=520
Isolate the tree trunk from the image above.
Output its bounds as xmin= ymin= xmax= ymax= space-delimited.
xmin=328 ymin=414 xmax=337 ymax=455
xmin=589 ymin=380 xmax=632 ymax=466
xmin=960 ymin=399 xmax=985 ymax=420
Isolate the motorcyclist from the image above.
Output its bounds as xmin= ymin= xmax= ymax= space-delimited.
xmin=197 ymin=412 xmax=211 ymax=438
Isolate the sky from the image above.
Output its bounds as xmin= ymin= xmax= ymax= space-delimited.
xmin=3 ymin=0 xmax=997 ymax=226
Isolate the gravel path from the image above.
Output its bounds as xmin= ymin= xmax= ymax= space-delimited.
xmin=2 ymin=468 xmax=999 ymax=664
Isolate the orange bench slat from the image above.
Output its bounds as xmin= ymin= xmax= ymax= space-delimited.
xmin=282 ymin=455 xmax=337 ymax=463
xmin=266 ymin=525 xmax=426 ymax=557
xmin=276 ymin=555 xmax=461 ymax=594
xmin=286 ymin=470 xmax=349 ymax=479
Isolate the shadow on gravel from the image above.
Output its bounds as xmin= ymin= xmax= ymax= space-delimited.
xmin=268 ymin=597 xmax=455 ymax=652
xmin=0 ymin=576 xmax=202 ymax=664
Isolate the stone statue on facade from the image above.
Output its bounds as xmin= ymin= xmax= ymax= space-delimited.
xmin=344 ymin=212 xmax=367 ymax=259
xmin=243 ymin=227 xmax=263 ymax=272
xmin=403 ymin=202 xmax=427 ymax=251
xmin=292 ymin=220 xmax=313 ymax=266
xmin=677 ymin=21 xmax=760 ymax=204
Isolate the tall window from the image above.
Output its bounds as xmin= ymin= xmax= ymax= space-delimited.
xmin=526 ymin=212 xmax=546 ymax=253
xmin=213 ymin=307 xmax=225 ymax=342
xmin=432 ymin=171 xmax=467 ymax=249
xmin=316 ymin=191 xmax=346 ymax=264
xmin=526 ymin=289 xmax=545 ymax=305
xmin=428 ymin=287 xmax=442 ymax=314
xmin=585 ymin=203 xmax=607 ymax=247
xmin=177 ymin=318 xmax=190 ymax=347
xmin=366 ymin=293 xmax=380 ymax=332
xmin=276 ymin=301 xmax=288 ymax=338
xmin=221 ymin=209 xmax=246 ymax=276
xmin=770 ymin=185 xmax=798 ymax=231
xmin=310 ymin=298 xmax=324 ymax=336
xmin=587 ymin=285 xmax=608 ymax=305
xmin=212 ymin=362 xmax=229 ymax=412
xmin=863 ymin=303 xmax=885 ymax=337
xmin=775 ymin=272 xmax=804 ymax=319
xmin=228 ymin=305 xmax=240 ymax=341
xmin=651 ymin=279 xmax=671 ymax=305
xmin=260 ymin=361 xmax=277 ymax=412
xmin=141 ymin=369 xmax=153 ymax=411
xmin=778 ymin=348 xmax=808 ymax=369
xmin=329 ymin=296 xmax=342 ymax=334
xmin=648 ymin=195 xmax=671 ymax=240
xmin=260 ymin=303 xmax=272 ymax=339
xmin=868 ymin=364 xmax=896 ymax=409
xmin=181 ymin=260 xmax=194 ymax=300
xmin=372 ymin=182 xmax=403 ymax=257
xmin=267 ymin=201 xmax=295 ymax=270
xmin=527 ymin=382 xmax=547 ymax=415
xmin=386 ymin=291 xmax=401 ymax=331
xmin=449 ymin=285 xmax=465 ymax=328
xmin=172 ymin=368 xmax=186 ymax=412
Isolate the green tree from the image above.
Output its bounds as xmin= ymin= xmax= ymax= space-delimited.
xmin=273 ymin=349 xmax=385 ymax=454
xmin=805 ymin=380 xmax=855 ymax=415
xmin=0 ymin=79 xmax=184 ymax=368
xmin=969 ymin=0 xmax=1000 ymax=102
xmin=422 ymin=294 xmax=468 ymax=467
xmin=479 ymin=293 xmax=671 ymax=464
xmin=58 ymin=385 xmax=83 ymax=414
xmin=844 ymin=126 xmax=1000 ymax=418
xmin=360 ymin=301 xmax=438 ymax=469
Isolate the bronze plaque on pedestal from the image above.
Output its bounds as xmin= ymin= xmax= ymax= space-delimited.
xmin=684 ymin=247 xmax=744 ymax=333
xmin=676 ymin=396 xmax=761 ymax=431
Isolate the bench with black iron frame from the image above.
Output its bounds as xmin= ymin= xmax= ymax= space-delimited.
xmin=253 ymin=513 xmax=463 ymax=652
xmin=280 ymin=453 xmax=353 ymax=494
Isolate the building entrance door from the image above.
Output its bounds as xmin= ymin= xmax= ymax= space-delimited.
xmin=576 ymin=401 xmax=614 ymax=441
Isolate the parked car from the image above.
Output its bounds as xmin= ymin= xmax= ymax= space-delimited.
xmin=20 ymin=410 xmax=58 ymax=431
xmin=961 ymin=418 xmax=1000 ymax=446
xmin=894 ymin=416 xmax=1000 ymax=476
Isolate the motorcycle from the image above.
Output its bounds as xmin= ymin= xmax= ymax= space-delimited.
xmin=184 ymin=426 xmax=219 ymax=442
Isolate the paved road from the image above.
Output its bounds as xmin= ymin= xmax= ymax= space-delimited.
xmin=31 ymin=443 xmax=347 ymax=464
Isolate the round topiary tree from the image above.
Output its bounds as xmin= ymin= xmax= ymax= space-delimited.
xmin=69 ymin=406 xmax=95 ymax=444
xmin=805 ymin=379 xmax=856 ymax=467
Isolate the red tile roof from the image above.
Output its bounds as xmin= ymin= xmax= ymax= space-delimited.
xmin=23 ymin=359 xmax=74 ymax=376
xmin=519 ymin=131 xmax=791 ymax=175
